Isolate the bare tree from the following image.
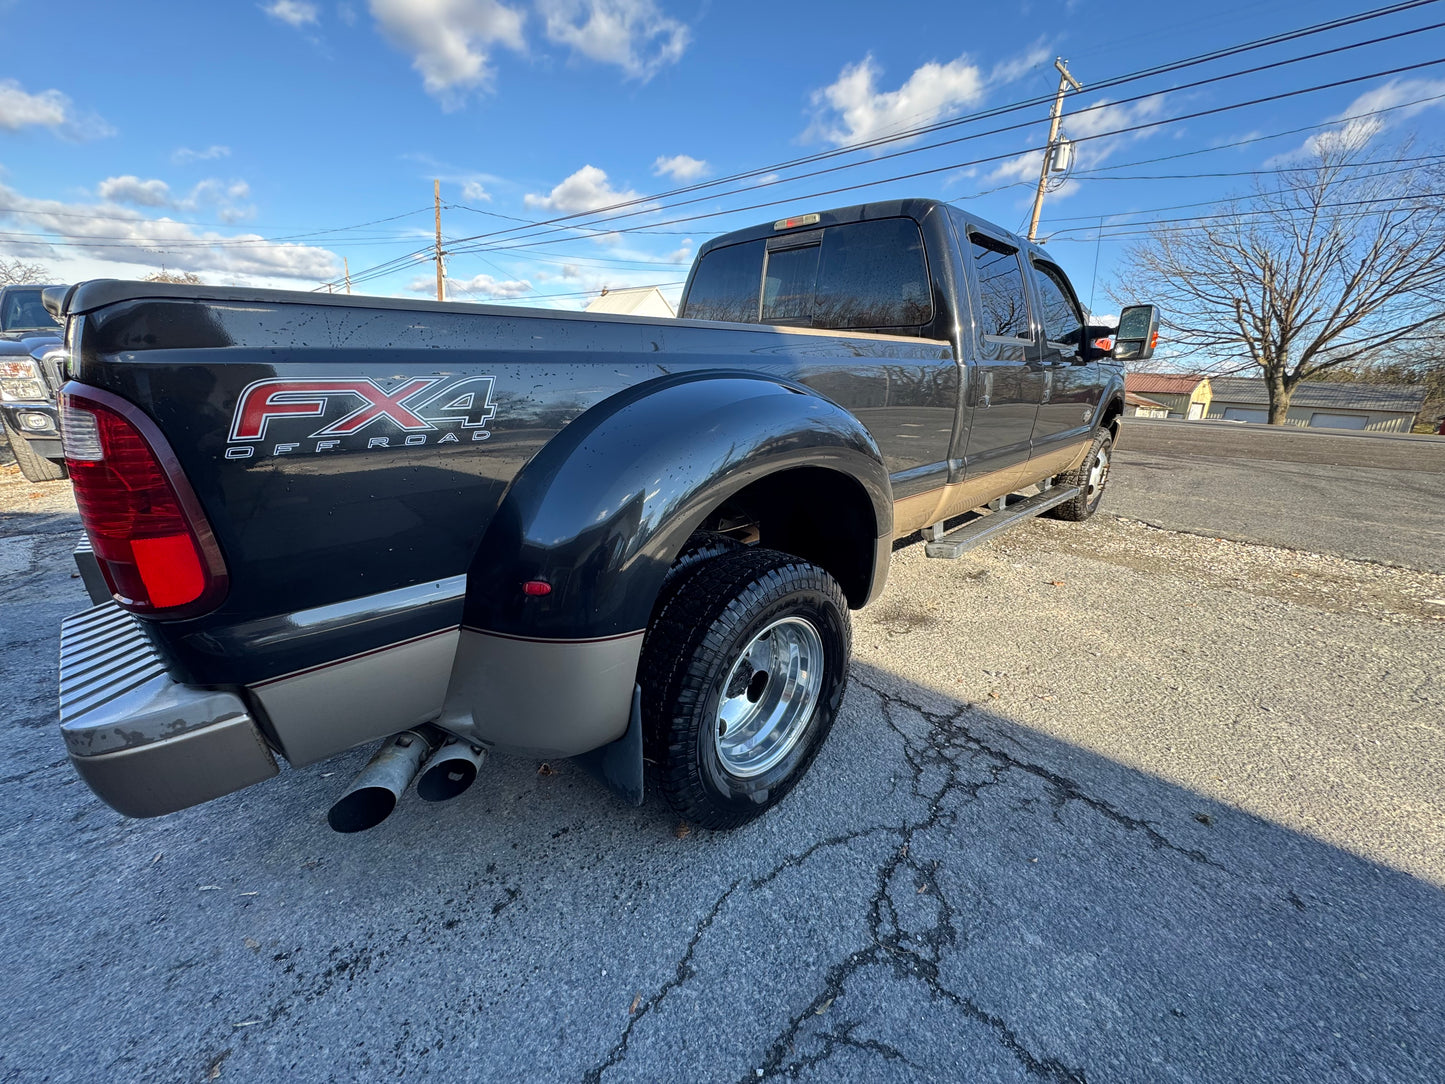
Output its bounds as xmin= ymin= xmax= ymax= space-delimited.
xmin=1112 ymin=143 xmax=1445 ymax=423
xmin=143 ymin=269 xmax=205 ymax=285
xmin=0 ymin=258 xmax=53 ymax=287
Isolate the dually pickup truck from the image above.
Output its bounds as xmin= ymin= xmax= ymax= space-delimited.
xmin=51 ymin=198 xmax=1157 ymax=832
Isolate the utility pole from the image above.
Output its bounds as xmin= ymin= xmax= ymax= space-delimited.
xmin=1026 ymin=58 xmax=1083 ymax=243
xmin=434 ymin=179 xmax=445 ymax=302
xmin=344 ymin=258 xmax=351 ymax=295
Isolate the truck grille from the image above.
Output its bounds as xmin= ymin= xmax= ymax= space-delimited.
xmin=39 ymin=352 xmax=65 ymax=396
xmin=59 ymin=603 xmax=169 ymax=724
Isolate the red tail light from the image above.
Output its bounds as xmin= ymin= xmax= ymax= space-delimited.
xmin=61 ymin=384 xmax=228 ymax=616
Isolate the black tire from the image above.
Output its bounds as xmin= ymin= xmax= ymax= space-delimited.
xmin=1046 ymin=427 xmax=1112 ymax=522
xmin=640 ymin=547 xmax=851 ymax=830
xmin=2 ymin=419 xmax=67 ymax=483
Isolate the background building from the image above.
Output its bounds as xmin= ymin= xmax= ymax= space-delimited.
xmin=584 ymin=287 xmax=676 ymax=319
xmin=1207 ymin=378 xmax=1426 ymax=432
xmin=1126 ymin=391 xmax=1170 ymax=418
xmin=1123 ymin=374 xmax=1212 ymax=419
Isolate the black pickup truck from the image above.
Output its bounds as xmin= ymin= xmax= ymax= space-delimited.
xmin=0 ymin=283 xmax=67 ymax=482
xmin=51 ymin=198 xmax=1156 ymax=831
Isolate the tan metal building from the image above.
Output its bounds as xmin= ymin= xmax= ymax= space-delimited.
xmin=1206 ymin=377 xmax=1426 ymax=432
xmin=1123 ymin=374 xmax=1212 ymax=419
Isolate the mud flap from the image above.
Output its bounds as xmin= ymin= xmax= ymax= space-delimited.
xmin=575 ymin=684 xmax=645 ymax=807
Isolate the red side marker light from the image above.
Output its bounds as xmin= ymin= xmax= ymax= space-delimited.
xmin=521 ymin=580 xmax=552 ymax=597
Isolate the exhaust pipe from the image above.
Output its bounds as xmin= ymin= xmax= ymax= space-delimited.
xmin=416 ymin=738 xmax=487 ymax=803
xmin=327 ymin=727 xmax=438 ymax=833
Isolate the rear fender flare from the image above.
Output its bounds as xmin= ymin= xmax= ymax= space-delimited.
xmin=462 ymin=372 xmax=892 ymax=640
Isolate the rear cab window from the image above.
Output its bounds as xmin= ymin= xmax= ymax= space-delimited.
xmin=683 ymin=217 xmax=934 ymax=335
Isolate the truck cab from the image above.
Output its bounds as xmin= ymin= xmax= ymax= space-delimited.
xmin=678 ymin=199 xmax=1121 ymax=535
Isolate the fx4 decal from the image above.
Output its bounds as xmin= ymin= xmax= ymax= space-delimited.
xmin=225 ymin=376 xmax=498 ymax=459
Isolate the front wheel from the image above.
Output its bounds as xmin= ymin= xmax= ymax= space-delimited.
xmin=1047 ymin=427 xmax=1112 ymax=522
xmin=2 ymin=419 xmax=67 ymax=483
xmin=640 ymin=548 xmax=851 ymax=830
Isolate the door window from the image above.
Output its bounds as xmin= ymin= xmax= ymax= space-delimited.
xmin=1032 ymin=262 xmax=1085 ymax=348
xmin=969 ymin=234 xmax=1031 ymax=349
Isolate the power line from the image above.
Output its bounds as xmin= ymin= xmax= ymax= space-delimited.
xmin=445 ymin=42 xmax=1445 ymax=263
xmin=329 ymin=2 xmax=1443 ymax=289
xmin=1044 ymin=157 xmax=1445 ymax=222
xmin=441 ymin=7 xmax=1445 ymax=256
xmin=1044 ymin=190 xmax=1445 ymax=241
xmin=1069 ymin=152 xmax=1445 ymax=183
xmin=459 ymin=57 xmax=1445 ymax=262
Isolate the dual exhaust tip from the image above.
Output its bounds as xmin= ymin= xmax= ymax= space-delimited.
xmin=327 ymin=727 xmax=486 ymax=834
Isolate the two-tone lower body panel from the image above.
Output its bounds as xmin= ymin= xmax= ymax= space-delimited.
xmin=246 ymin=625 xmax=642 ymax=765
xmin=60 ymin=597 xmax=642 ymax=818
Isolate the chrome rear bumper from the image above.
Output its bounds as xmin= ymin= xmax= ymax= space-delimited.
xmin=59 ymin=603 xmax=278 ymax=817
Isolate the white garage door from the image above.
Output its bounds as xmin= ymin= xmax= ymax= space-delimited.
xmin=1309 ymin=412 xmax=1369 ymax=430
xmin=1223 ymin=407 xmax=1268 ymax=423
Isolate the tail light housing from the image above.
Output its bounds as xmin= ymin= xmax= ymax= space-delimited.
xmin=61 ymin=384 xmax=228 ymax=617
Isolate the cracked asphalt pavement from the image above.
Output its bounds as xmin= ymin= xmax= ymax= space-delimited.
xmin=2 ymin=439 xmax=1443 ymax=1082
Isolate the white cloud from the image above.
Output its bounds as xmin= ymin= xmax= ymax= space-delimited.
xmin=524 ymin=164 xmax=642 ymax=214
xmin=0 ymin=80 xmax=111 ymax=139
xmin=425 ymin=272 xmax=532 ymax=298
xmin=986 ymin=94 xmax=1168 ymax=198
xmin=808 ymin=53 xmax=986 ymax=147
xmin=652 ymin=154 xmax=708 ymax=182
xmin=1286 ymin=78 xmax=1445 ymax=161
xmin=1065 ymin=94 xmax=1167 ymax=142
xmin=97 ymin=176 xmax=173 ymax=208
xmin=987 ymin=43 xmax=1051 ymax=87
xmin=91 ymin=176 xmax=255 ymax=222
xmin=369 ymin=0 xmax=527 ymax=105
xmin=461 ymin=179 xmax=492 ymax=201
xmin=263 ymin=0 xmax=320 ymax=26
xmin=0 ymin=182 xmax=338 ymax=282
xmin=0 ymin=80 xmax=70 ymax=131
xmin=172 ymin=145 xmax=231 ymax=165
xmin=537 ymin=0 xmax=688 ymax=80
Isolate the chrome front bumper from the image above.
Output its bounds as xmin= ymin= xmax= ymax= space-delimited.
xmin=59 ymin=604 xmax=278 ymax=817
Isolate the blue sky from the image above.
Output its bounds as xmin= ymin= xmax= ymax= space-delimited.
xmin=0 ymin=0 xmax=1441 ymax=312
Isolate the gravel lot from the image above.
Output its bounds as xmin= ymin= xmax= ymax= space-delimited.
xmin=1 ymin=454 xmax=1442 ymax=1082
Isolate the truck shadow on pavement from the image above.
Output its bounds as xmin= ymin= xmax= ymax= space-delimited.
xmin=1 ymin=517 xmax=1442 ymax=1082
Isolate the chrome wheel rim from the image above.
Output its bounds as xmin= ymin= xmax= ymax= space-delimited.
xmin=1087 ymin=445 xmax=1110 ymax=498
xmin=714 ymin=616 xmax=825 ymax=778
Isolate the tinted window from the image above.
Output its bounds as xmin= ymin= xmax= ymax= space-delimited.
xmin=814 ymin=218 xmax=932 ymax=331
xmin=1033 ymin=263 xmax=1084 ymax=346
xmin=681 ymin=240 xmax=764 ymax=322
xmin=970 ymin=235 xmax=1030 ymax=341
xmin=0 ymin=289 xmax=59 ymax=331
xmin=761 ymin=244 xmax=819 ymax=325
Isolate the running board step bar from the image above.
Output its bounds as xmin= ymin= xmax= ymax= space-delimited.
xmin=923 ymin=485 xmax=1082 ymax=559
